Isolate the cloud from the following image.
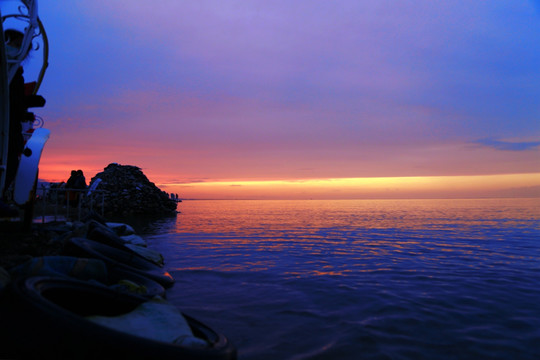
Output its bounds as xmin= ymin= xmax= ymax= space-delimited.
xmin=474 ymin=138 xmax=540 ymax=151
xmin=162 ymin=179 xmax=210 ymax=185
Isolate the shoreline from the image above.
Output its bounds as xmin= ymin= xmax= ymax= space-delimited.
xmin=0 ymin=214 xmax=237 ymax=359
xmin=0 ymin=210 xmax=145 ymax=271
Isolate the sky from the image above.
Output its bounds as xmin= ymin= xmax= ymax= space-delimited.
xmin=16 ymin=1 xmax=540 ymax=198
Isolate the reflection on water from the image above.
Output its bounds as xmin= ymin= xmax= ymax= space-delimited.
xmin=158 ymin=198 xmax=539 ymax=234
xmin=140 ymin=199 xmax=540 ymax=360
xmin=143 ymin=199 xmax=539 ymax=277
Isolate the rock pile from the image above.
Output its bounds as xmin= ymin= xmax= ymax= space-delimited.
xmin=89 ymin=163 xmax=177 ymax=217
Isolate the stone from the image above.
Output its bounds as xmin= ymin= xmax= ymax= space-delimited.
xmin=89 ymin=163 xmax=177 ymax=217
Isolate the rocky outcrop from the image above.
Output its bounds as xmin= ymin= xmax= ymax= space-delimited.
xmin=89 ymin=163 xmax=177 ymax=217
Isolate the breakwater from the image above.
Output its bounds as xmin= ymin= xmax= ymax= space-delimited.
xmin=0 ymin=212 xmax=236 ymax=359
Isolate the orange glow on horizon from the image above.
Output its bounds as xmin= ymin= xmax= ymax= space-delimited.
xmin=37 ymin=147 xmax=540 ymax=200
xmin=38 ymin=153 xmax=540 ymax=200
xmin=157 ymin=173 xmax=540 ymax=200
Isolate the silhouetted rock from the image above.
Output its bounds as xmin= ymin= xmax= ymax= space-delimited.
xmin=89 ymin=163 xmax=177 ymax=217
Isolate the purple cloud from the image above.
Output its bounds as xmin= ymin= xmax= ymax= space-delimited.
xmin=475 ymin=139 xmax=540 ymax=151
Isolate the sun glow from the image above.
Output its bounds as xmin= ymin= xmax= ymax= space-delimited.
xmin=159 ymin=173 xmax=540 ymax=200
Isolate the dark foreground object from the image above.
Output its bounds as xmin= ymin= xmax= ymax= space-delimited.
xmin=0 ymin=276 xmax=237 ymax=360
xmin=65 ymin=237 xmax=175 ymax=288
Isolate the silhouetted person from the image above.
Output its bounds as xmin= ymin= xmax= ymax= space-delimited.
xmin=66 ymin=170 xmax=78 ymax=207
xmin=74 ymin=170 xmax=87 ymax=190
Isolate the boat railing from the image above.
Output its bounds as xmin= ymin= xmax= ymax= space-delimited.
xmin=33 ymin=185 xmax=106 ymax=223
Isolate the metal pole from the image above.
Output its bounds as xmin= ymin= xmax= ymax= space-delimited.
xmin=66 ymin=189 xmax=70 ymax=219
xmin=89 ymin=193 xmax=93 ymax=212
xmin=77 ymin=191 xmax=82 ymax=221
xmin=40 ymin=185 xmax=45 ymax=223
xmin=54 ymin=187 xmax=58 ymax=222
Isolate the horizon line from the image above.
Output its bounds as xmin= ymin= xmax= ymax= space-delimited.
xmin=178 ymin=196 xmax=540 ymax=201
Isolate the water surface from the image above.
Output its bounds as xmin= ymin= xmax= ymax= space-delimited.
xmin=140 ymin=199 xmax=540 ymax=359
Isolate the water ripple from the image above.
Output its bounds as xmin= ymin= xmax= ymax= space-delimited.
xmin=142 ymin=199 xmax=540 ymax=359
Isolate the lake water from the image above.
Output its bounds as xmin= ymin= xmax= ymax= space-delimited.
xmin=138 ymin=199 xmax=540 ymax=360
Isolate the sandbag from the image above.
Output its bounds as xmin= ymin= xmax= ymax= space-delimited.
xmin=9 ymin=256 xmax=108 ymax=283
xmin=121 ymin=234 xmax=147 ymax=247
xmin=106 ymin=222 xmax=136 ymax=236
xmin=124 ymin=244 xmax=164 ymax=266
xmin=86 ymin=296 xmax=208 ymax=347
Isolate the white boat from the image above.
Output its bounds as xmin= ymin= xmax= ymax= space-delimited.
xmin=0 ymin=0 xmax=49 ymax=224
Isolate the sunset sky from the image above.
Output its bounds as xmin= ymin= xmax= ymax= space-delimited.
xmin=20 ymin=1 xmax=540 ymax=199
